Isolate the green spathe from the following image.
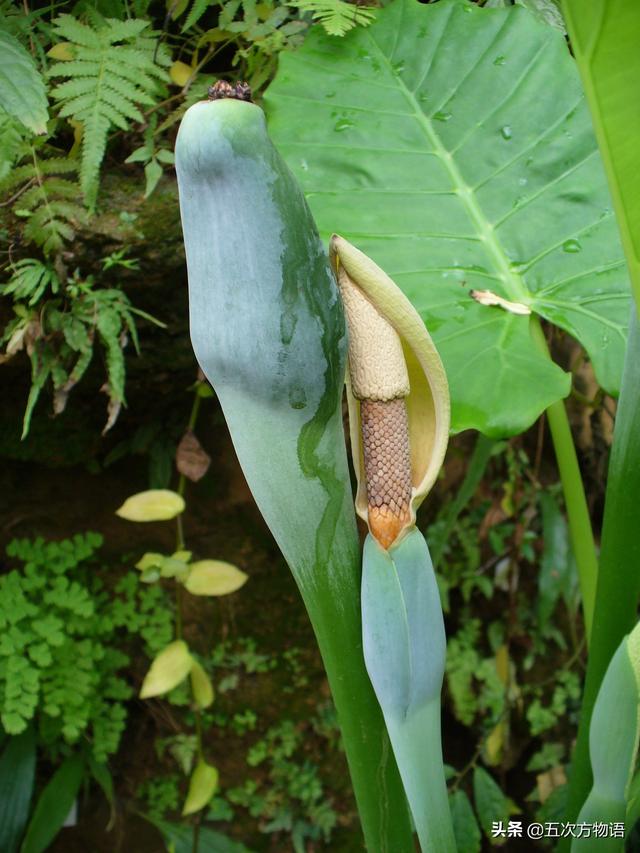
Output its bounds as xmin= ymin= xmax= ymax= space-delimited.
xmin=175 ymin=96 xmax=413 ymax=850
xmin=362 ymin=529 xmax=454 ymax=851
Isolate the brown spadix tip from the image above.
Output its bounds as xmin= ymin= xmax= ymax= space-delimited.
xmin=207 ymin=80 xmax=252 ymax=102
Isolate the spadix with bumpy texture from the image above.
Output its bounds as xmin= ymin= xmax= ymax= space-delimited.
xmin=330 ymin=235 xmax=450 ymax=550
xmin=175 ymin=87 xmax=412 ymax=852
xmin=331 ymin=236 xmax=455 ymax=851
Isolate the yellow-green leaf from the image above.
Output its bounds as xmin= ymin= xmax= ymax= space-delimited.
xmin=135 ymin=552 xmax=164 ymax=572
xmin=172 ymin=550 xmax=192 ymax=563
xmin=184 ymin=560 xmax=248 ymax=596
xmin=190 ymin=661 xmax=214 ymax=709
xmin=140 ymin=640 xmax=193 ymax=699
xmin=170 ymin=60 xmax=193 ymax=87
xmin=47 ymin=42 xmax=74 ymax=61
xmin=182 ymin=761 xmax=218 ymax=816
xmin=116 ymin=490 xmax=185 ymax=522
xmin=158 ymin=557 xmax=188 ymax=580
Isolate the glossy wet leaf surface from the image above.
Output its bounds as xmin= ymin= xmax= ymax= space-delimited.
xmin=265 ymin=0 xmax=630 ymax=436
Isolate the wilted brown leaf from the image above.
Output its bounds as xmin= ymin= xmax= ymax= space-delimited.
xmin=176 ymin=429 xmax=211 ymax=482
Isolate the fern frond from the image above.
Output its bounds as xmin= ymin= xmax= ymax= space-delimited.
xmin=19 ymin=178 xmax=78 ymax=210
xmin=1 ymin=146 xmax=84 ymax=254
xmin=37 ymin=156 xmax=79 ymax=176
xmin=182 ymin=0 xmax=215 ymax=30
xmin=103 ymin=64 xmax=159 ymax=94
xmin=0 ymin=163 xmax=38 ymax=192
xmin=100 ymin=17 xmax=149 ymax=43
xmin=47 ymin=14 xmax=170 ymax=208
xmin=2 ymin=259 xmax=60 ymax=306
xmin=102 ymin=71 xmax=157 ymax=105
xmin=48 ymin=15 xmax=101 ymax=49
xmin=286 ymin=0 xmax=375 ymax=36
xmin=50 ymin=77 xmax=97 ymax=100
xmin=24 ymin=212 xmax=78 ymax=254
xmin=112 ymin=46 xmax=170 ymax=78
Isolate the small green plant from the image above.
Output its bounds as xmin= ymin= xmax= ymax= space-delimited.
xmin=211 ymin=636 xmax=278 ymax=676
xmin=125 ymin=116 xmax=176 ymax=198
xmin=137 ymin=774 xmax=182 ymax=820
xmin=0 ymin=529 xmax=176 ymax=853
xmin=226 ymin=720 xmax=338 ymax=851
xmin=0 ymin=532 xmax=174 ymax=758
xmin=1 ymin=532 xmax=141 ymax=762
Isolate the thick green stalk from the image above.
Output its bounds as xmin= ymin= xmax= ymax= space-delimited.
xmin=564 ymin=311 xmax=640 ymax=827
xmin=386 ymin=702 xmax=454 ymax=852
xmin=176 ymin=98 xmax=413 ymax=851
xmin=530 ymin=318 xmax=599 ymax=643
xmin=558 ymin=1 xmax=640 ymax=828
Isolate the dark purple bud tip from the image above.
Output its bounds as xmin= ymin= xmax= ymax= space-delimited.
xmin=207 ymin=80 xmax=253 ymax=102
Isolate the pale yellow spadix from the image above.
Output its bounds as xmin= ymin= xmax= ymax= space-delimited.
xmin=330 ymin=235 xmax=450 ymax=540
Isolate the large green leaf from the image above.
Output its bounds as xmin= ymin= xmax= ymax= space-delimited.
xmin=0 ymin=31 xmax=49 ymax=135
xmin=265 ymin=0 xmax=630 ymax=436
xmin=0 ymin=728 xmax=36 ymax=853
xmin=561 ymin=0 xmax=640 ymax=310
xmin=21 ymin=752 xmax=85 ymax=853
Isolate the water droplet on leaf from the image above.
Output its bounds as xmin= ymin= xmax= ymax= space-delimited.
xmin=334 ymin=118 xmax=355 ymax=132
xmin=562 ymin=239 xmax=582 ymax=253
xmin=500 ymin=125 xmax=513 ymax=140
xmin=289 ymin=386 xmax=307 ymax=410
xmin=493 ymin=55 xmax=506 ymax=66
xmin=433 ymin=111 xmax=452 ymax=122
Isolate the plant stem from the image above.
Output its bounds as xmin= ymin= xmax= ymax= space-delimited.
xmin=386 ymin=702 xmax=455 ymax=852
xmin=174 ymin=381 xmax=209 ymax=853
xmin=530 ymin=317 xmax=598 ymax=644
xmin=430 ymin=432 xmax=495 ymax=568
xmin=175 ymin=386 xmax=204 ymax=632
xmin=562 ymin=309 xmax=640 ymax=829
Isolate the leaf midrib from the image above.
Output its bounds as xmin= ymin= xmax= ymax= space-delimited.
xmin=366 ymin=29 xmax=529 ymax=305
